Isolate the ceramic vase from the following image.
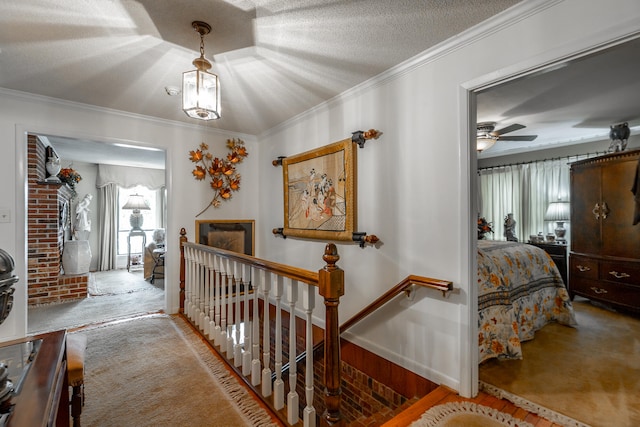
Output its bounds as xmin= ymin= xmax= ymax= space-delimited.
xmin=61 ymin=240 xmax=91 ymax=275
xmin=45 ymin=157 xmax=62 ymax=183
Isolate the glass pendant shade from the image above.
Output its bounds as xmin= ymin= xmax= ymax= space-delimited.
xmin=476 ymin=136 xmax=497 ymax=152
xmin=182 ymin=68 xmax=220 ymax=120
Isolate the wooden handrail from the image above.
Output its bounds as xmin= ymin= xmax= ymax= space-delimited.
xmin=180 ymin=233 xmax=346 ymax=426
xmin=340 ymin=275 xmax=452 ymax=334
xmin=181 ymin=241 xmax=319 ymax=286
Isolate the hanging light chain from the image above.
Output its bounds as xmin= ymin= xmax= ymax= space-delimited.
xmin=200 ymin=32 xmax=206 ymax=58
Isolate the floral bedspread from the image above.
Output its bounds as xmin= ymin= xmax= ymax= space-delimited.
xmin=478 ymin=240 xmax=576 ymax=363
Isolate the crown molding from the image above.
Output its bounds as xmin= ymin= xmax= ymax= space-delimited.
xmin=260 ymin=0 xmax=561 ymax=139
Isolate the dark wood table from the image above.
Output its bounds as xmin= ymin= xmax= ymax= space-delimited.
xmin=0 ymin=330 xmax=69 ymax=427
xmin=528 ymin=241 xmax=568 ymax=287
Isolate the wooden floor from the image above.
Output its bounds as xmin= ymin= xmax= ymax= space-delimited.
xmin=381 ymin=385 xmax=564 ymax=427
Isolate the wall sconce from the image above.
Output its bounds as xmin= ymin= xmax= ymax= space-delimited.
xmin=183 ymin=21 xmax=220 ymax=121
xmin=122 ymin=194 xmax=150 ymax=231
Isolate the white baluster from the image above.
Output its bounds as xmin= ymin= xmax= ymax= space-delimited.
xmin=261 ymin=271 xmax=272 ymax=397
xmin=226 ymin=258 xmax=235 ymax=356
xmin=303 ymin=286 xmax=316 ymax=427
xmin=213 ymin=254 xmax=221 ymax=345
xmin=219 ymin=257 xmax=228 ymax=352
xmin=194 ymin=250 xmax=202 ymax=328
xmin=287 ymin=279 xmax=299 ymax=425
xmin=199 ymin=251 xmax=206 ymax=330
xmin=207 ymin=252 xmax=215 ymax=339
xmin=251 ymin=267 xmax=262 ymax=386
xmin=242 ymin=263 xmax=252 ymax=376
xmin=188 ymin=246 xmax=197 ymax=320
xmin=185 ymin=247 xmax=193 ymax=319
xmin=273 ymin=275 xmax=284 ymax=410
xmin=234 ymin=260 xmax=242 ymax=367
xmin=200 ymin=251 xmax=209 ymax=333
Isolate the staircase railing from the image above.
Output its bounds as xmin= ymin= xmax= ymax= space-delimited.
xmin=340 ymin=275 xmax=453 ymax=333
xmin=179 ymin=228 xmax=344 ymax=426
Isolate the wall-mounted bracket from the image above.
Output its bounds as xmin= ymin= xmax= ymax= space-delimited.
xmin=351 ymin=129 xmax=382 ymax=148
xmin=351 ymin=232 xmax=379 ymax=248
xmin=272 ymin=227 xmax=286 ymax=238
xmin=272 ymin=156 xmax=286 ymax=167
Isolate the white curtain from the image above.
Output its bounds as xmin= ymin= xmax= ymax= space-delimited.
xmin=97 ymin=164 xmax=165 ymax=189
xmin=97 ymin=183 xmax=119 ymax=270
xmin=478 ymin=158 xmax=574 ymax=241
xmin=95 ymin=164 xmax=165 ymax=270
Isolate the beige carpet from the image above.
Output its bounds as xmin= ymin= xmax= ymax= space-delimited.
xmin=28 ymin=269 xmax=164 ymax=334
xmin=76 ymin=314 xmax=277 ymax=427
xmin=479 ymin=297 xmax=640 ymax=427
xmin=410 ymin=402 xmax=534 ymax=427
xmin=89 ymin=269 xmax=163 ymax=295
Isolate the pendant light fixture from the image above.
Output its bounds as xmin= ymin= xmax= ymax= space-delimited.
xmin=183 ymin=21 xmax=220 ymax=120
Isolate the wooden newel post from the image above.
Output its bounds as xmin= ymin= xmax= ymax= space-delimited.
xmin=179 ymin=228 xmax=187 ymax=313
xmin=318 ymin=243 xmax=344 ymax=426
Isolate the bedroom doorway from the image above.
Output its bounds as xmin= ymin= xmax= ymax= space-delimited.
xmin=470 ymin=36 xmax=640 ymax=427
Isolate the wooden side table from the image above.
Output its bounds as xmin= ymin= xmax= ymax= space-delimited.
xmin=0 ymin=330 xmax=70 ymax=426
xmin=528 ymin=241 xmax=568 ymax=287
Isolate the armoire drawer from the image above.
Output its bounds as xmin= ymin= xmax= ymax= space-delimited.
xmin=570 ymin=277 xmax=640 ymax=309
xmin=599 ymin=261 xmax=640 ymax=287
xmin=569 ymin=256 xmax=598 ymax=280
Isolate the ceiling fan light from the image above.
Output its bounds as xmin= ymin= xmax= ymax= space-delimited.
xmin=476 ymin=135 xmax=497 ymax=152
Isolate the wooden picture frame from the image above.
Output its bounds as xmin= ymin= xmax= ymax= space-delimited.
xmin=281 ymin=137 xmax=357 ymax=241
xmin=195 ymin=220 xmax=255 ymax=256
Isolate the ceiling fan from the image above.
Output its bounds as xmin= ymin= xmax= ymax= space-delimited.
xmin=476 ymin=122 xmax=538 ymax=152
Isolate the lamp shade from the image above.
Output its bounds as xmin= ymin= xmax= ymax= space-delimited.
xmin=476 ymin=136 xmax=497 ymax=152
xmin=544 ymin=201 xmax=570 ymax=221
xmin=122 ymin=194 xmax=150 ymax=211
xmin=122 ymin=194 xmax=150 ymax=231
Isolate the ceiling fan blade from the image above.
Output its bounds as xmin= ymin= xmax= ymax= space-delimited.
xmin=493 ymin=123 xmax=526 ymax=136
xmin=499 ymin=135 xmax=538 ymax=141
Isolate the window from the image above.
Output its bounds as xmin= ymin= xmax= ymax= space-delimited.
xmin=117 ymin=186 xmax=160 ymax=255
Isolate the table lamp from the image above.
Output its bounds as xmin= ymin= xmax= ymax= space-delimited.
xmin=122 ymin=194 xmax=150 ymax=231
xmin=544 ymin=200 xmax=570 ymax=243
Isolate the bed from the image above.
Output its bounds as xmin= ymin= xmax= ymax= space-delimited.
xmin=478 ymin=240 xmax=576 ymax=363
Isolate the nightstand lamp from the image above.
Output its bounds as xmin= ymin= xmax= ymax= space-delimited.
xmin=545 ymin=200 xmax=570 ymax=243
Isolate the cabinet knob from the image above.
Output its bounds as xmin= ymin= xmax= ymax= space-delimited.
xmin=609 ymin=271 xmax=630 ymax=279
xmin=576 ymin=265 xmax=591 ymax=272
xmin=592 ymin=203 xmax=600 ymax=219
xmin=590 ymin=286 xmax=608 ymax=294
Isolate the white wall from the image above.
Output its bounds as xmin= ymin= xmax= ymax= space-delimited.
xmin=0 ymin=90 xmax=259 ymax=342
xmin=256 ymin=0 xmax=640 ymax=396
xmin=1 ymin=0 xmax=638 ymax=398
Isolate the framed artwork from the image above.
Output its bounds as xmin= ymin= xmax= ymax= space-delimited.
xmin=195 ymin=220 xmax=255 ymax=256
xmin=281 ymin=137 xmax=357 ymax=241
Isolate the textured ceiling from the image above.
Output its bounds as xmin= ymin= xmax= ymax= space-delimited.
xmin=0 ymin=0 xmax=519 ymax=138
xmin=477 ymin=36 xmax=640 ymax=158
xmin=3 ymin=1 xmax=637 ymax=167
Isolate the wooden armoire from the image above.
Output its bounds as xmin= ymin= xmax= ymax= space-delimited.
xmin=569 ymin=149 xmax=640 ymax=312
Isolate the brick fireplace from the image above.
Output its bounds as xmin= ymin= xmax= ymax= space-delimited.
xmin=27 ymin=135 xmax=88 ymax=305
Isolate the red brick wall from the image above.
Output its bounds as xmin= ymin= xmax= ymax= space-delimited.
xmin=256 ymin=300 xmax=434 ymax=424
xmin=27 ymin=135 xmax=88 ymax=305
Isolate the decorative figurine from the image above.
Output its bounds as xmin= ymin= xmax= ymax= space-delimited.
xmin=504 ymin=213 xmax=518 ymax=242
xmin=608 ymin=122 xmax=630 ymax=152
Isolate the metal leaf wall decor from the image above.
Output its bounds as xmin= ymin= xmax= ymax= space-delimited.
xmin=189 ymin=138 xmax=249 ymax=217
